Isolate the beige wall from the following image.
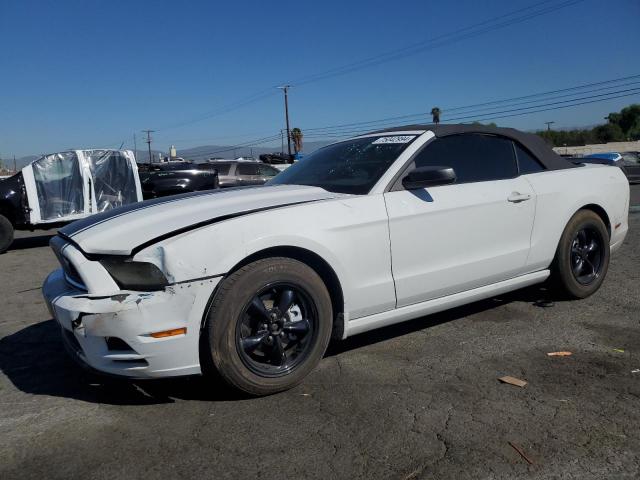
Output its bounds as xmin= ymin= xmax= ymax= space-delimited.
xmin=553 ymin=141 xmax=640 ymax=156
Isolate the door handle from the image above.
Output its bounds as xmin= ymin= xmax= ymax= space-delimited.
xmin=507 ymin=192 xmax=532 ymax=203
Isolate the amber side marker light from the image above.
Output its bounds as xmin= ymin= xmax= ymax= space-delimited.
xmin=150 ymin=327 xmax=187 ymax=338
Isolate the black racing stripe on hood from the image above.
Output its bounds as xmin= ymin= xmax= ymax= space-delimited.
xmin=58 ymin=198 xmax=323 ymax=259
xmin=60 ymin=186 xmax=262 ymax=238
xmin=129 ymin=199 xmax=319 ymax=256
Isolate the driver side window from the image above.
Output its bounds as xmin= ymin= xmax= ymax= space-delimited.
xmin=413 ymin=134 xmax=518 ymax=183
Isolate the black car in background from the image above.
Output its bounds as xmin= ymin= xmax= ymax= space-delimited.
xmin=139 ymin=168 xmax=219 ymax=199
xmin=197 ymin=161 xmax=281 ymax=188
xmin=259 ymin=152 xmax=294 ymax=167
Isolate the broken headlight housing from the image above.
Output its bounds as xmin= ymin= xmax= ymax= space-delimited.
xmin=100 ymin=258 xmax=168 ymax=291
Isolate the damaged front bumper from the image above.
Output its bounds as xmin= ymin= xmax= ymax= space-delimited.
xmin=42 ymin=268 xmax=220 ymax=378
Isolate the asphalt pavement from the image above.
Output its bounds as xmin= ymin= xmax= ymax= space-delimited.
xmin=1 ymin=215 xmax=639 ymax=480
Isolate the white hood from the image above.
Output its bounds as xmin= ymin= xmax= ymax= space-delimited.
xmin=60 ymin=185 xmax=340 ymax=255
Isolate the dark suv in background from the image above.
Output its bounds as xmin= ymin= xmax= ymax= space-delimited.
xmin=198 ymin=161 xmax=281 ymax=188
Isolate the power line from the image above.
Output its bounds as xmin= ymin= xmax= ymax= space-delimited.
xmin=151 ymin=130 xmax=277 ymax=143
xmin=157 ymin=89 xmax=278 ymax=132
xmin=453 ymin=91 xmax=640 ymax=125
xmin=304 ymin=76 xmax=640 ymax=133
xmin=307 ymin=88 xmax=640 ymax=138
xmin=291 ymin=0 xmax=584 ymax=87
xmin=121 ymin=0 xmax=585 ymax=138
xmin=194 ymin=133 xmax=283 ymax=158
xmin=301 ymin=74 xmax=640 ymax=135
xmin=150 ymin=85 xmax=640 ymax=157
xmin=444 ymin=87 xmax=640 ymax=122
xmin=440 ymin=80 xmax=640 ymax=117
xmin=443 ymin=74 xmax=640 ymax=113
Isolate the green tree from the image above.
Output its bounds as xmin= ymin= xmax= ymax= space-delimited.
xmin=290 ymin=128 xmax=303 ymax=153
xmin=627 ymin=118 xmax=640 ymax=140
xmin=535 ymin=103 xmax=640 ymax=146
xmin=592 ymin=123 xmax=625 ymax=143
xmin=607 ymin=104 xmax=640 ymax=136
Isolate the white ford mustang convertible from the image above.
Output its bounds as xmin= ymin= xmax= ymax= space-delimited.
xmin=43 ymin=124 xmax=630 ymax=395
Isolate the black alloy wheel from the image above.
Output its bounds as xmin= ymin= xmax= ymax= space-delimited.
xmin=202 ymin=257 xmax=333 ymax=396
xmin=236 ymin=283 xmax=317 ymax=377
xmin=550 ymin=209 xmax=610 ymax=299
xmin=570 ymin=226 xmax=604 ymax=285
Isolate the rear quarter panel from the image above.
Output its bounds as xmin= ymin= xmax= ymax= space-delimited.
xmin=524 ymin=164 xmax=629 ymax=271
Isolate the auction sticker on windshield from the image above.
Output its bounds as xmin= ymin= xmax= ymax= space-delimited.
xmin=372 ymin=135 xmax=415 ymax=144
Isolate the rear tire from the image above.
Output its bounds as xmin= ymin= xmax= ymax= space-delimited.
xmin=0 ymin=214 xmax=14 ymax=254
xmin=549 ymin=209 xmax=610 ymax=299
xmin=202 ymin=257 xmax=333 ymax=396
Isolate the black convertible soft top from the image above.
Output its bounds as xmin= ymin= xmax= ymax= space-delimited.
xmin=370 ymin=123 xmax=575 ymax=171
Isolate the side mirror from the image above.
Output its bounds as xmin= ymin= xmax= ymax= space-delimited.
xmin=401 ymin=166 xmax=456 ymax=190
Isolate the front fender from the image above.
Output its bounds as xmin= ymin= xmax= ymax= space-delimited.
xmin=134 ymin=195 xmax=397 ymax=321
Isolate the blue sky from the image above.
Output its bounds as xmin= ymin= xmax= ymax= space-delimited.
xmin=1 ymin=0 xmax=639 ymax=157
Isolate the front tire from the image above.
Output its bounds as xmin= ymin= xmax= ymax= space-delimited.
xmin=203 ymin=257 xmax=333 ymax=396
xmin=0 ymin=214 xmax=14 ymax=254
xmin=550 ymin=209 xmax=610 ymax=299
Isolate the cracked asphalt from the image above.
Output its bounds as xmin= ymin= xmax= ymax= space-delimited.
xmin=1 ymin=213 xmax=639 ymax=480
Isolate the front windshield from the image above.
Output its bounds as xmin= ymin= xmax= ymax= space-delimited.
xmin=267 ymin=135 xmax=417 ymax=194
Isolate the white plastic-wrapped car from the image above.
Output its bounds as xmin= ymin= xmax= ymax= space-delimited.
xmin=0 ymin=150 xmax=142 ymax=253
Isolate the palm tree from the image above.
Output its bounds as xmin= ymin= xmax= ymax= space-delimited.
xmin=431 ymin=107 xmax=441 ymax=124
xmin=291 ymin=128 xmax=303 ymax=153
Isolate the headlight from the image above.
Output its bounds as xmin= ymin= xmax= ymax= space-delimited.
xmin=100 ymin=258 xmax=168 ymax=291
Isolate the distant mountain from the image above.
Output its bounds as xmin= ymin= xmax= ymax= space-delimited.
xmin=12 ymin=155 xmax=39 ymax=170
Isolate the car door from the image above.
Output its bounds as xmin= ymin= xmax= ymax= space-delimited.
xmin=81 ymin=150 xmax=141 ymax=213
xmin=384 ymin=133 xmax=537 ymax=308
xmin=21 ymin=151 xmax=89 ymax=224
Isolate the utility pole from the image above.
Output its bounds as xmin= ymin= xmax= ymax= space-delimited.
xmin=544 ymin=121 xmax=555 ymax=131
xmin=142 ymin=130 xmax=155 ymax=166
xmin=280 ymin=129 xmax=285 ymax=154
xmin=13 ymin=155 xmax=17 ymax=172
xmin=277 ymin=85 xmax=292 ymax=156
xmin=133 ymin=133 xmax=137 ymax=159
